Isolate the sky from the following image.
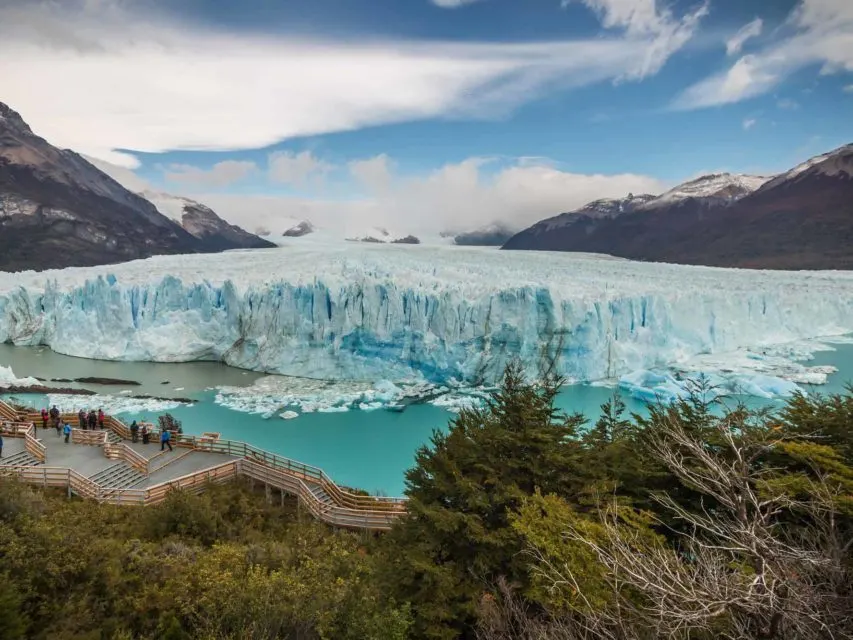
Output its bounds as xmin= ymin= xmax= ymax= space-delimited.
xmin=1 ymin=0 xmax=852 ymax=235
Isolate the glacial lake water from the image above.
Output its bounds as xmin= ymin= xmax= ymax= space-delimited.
xmin=3 ymin=343 xmax=853 ymax=496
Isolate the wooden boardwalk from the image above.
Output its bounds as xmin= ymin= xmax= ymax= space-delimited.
xmin=0 ymin=400 xmax=406 ymax=531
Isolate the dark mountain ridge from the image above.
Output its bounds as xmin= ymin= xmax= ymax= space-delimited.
xmin=0 ymin=103 xmax=271 ymax=272
xmin=503 ymin=148 xmax=853 ymax=270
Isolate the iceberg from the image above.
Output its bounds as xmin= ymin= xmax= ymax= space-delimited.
xmin=1 ymin=245 xmax=853 ymax=391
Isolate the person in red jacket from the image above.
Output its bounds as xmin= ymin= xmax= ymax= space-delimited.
xmin=97 ymin=409 xmax=105 ymax=429
xmin=40 ymin=408 xmax=48 ymax=430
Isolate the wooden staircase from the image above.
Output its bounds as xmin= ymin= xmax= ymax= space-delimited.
xmin=89 ymin=463 xmax=146 ymax=489
xmin=0 ymin=450 xmax=42 ymax=467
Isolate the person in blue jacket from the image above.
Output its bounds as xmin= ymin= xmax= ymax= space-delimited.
xmin=160 ymin=428 xmax=173 ymax=452
xmin=63 ymin=422 xmax=72 ymax=444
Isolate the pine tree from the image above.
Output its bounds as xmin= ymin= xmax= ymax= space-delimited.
xmin=588 ymin=392 xmax=632 ymax=446
xmin=379 ymin=362 xmax=587 ymax=639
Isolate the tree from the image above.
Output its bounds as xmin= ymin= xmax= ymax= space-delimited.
xmin=587 ymin=393 xmax=632 ymax=447
xmin=379 ymin=362 xmax=588 ymax=639
xmin=515 ymin=403 xmax=853 ymax=639
xmin=0 ymin=577 xmax=26 ymax=640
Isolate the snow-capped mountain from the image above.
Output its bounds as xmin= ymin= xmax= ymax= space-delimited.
xmin=646 ymin=173 xmax=769 ymax=208
xmin=141 ymin=191 xmax=274 ymax=251
xmin=756 ymin=143 xmax=853 ymax=193
xmin=502 ymin=193 xmax=657 ymax=250
xmin=504 ymin=144 xmax=853 ymax=269
xmin=0 ymin=102 xmax=203 ymax=272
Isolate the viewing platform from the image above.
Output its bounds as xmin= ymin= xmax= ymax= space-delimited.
xmin=0 ymin=400 xmax=406 ymax=531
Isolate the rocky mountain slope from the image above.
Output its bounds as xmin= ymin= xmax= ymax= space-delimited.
xmin=0 ymin=103 xmax=272 ymax=272
xmin=142 ymin=191 xmax=274 ymax=251
xmin=452 ymin=223 xmax=517 ymax=246
xmin=503 ymin=149 xmax=853 ymax=269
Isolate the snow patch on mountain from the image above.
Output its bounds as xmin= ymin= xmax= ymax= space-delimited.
xmin=647 ymin=173 xmax=770 ymax=207
xmin=758 ymin=144 xmax=853 ymax=192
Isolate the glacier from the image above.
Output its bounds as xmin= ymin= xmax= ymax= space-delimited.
xmin=1 ymin=244 xmax=853 ymax=394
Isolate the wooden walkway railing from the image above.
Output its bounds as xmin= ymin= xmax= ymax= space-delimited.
xmin=2 ymin=400 xmax=407 ymax=530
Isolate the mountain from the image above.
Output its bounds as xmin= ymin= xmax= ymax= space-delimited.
xmin=453 ymin=223 xmax=517 ymax=246
xmin=346 ymin=227 xmax=421 ymax=244
xmin=501 ymin=193 xmax=658 ymax=252
xmin=142 ymin=191 xmax=274 ymax=251
xmin=644 ymin=173 xmax=769 ymax=209
xmin=283 ymin=220 xmax=315 ymax=237
xmin=502 ymin=153 xmax=849 ymax=270
xmin=658 ymin=144 xmax=853 ymax=269
xmin=0 ymin=102 xmax=205 ymax=272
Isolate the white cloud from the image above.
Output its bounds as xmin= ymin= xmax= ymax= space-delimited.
xmin=844 ymin=84 xmax=853 ymax=92
xmin=349 ymin=155 xmax=395 ymax=192
xmin=777 ymin=97 xmax=800 ymax=109
xmin=674 ymin=0 xmax=853 ymax=109
xmin=0 ymin=0 xmax=706 ymax=165
xmin=202 ymin=157 xmax=667 ymax=235
xmin=742 ymin=118 xmax=757 ymax=130
xmin=268 ymin=151 xmax=333 ymax=186
xmin=566 ymin=0 xmax=710 ymax=80
xmin=431 ymin=0 xmax=483 ymax=7
xmin=95 ymin=152 xmax=667 ymax=236
xmin=163 ymin=160 xmax=257 ymax=187
xmin=726 ymin=17 xmax=763 ymax=56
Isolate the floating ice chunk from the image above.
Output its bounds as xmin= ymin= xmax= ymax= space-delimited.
xmin=44 ymin=393 xmax=188 ymax=415
xmin=0 ymin=365 xmax=40 ymax=388
xmin=280 ymin=411 xmax=299 ymax=420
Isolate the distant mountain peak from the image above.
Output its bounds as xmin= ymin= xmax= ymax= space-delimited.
xmin=0 ymin=102 xmax=33 ymax=136
xmin=648 ymin=173 xmax=770 ymax=208
xmin=283 ymin=220 xmax=315 ymax=237
xmin=758 ymin=143 xmax=853 ymax=192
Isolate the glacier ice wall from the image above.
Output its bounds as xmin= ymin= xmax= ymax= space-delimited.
xmin=1 ymin=246 xmax=852 ymax=385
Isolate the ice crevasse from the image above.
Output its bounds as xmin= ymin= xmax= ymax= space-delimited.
xmin=1 ymin=245 xmax=852 ymax=386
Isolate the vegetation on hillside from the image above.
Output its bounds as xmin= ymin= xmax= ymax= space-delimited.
xmin=1 ymin=363 xmax=851 ymax=639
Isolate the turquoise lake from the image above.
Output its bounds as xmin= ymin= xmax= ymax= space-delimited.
xmin=3 ymin=342 xmax=853 ymax=496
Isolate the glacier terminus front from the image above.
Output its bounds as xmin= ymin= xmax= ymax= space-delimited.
xmin=1 ymin=243 xmax=852 ymax=399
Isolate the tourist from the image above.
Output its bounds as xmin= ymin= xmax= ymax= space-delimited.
xmin=40 ymin=408 xmax=48 ymax=430
xmin=54 ymin=417 xmax=62 ymax=437
xmin=130 ymin=420 xmax=139 ymax=443
xmin=98 ymin=409 xmax=105 ymax=430
xmin=87 ymin=410 xmax=97 ymax=430
xmin=160 ymin=428 xmax=173 ymax=452
xmin=63 ymin=422 xmax=71 ymax=444
xmin=78 ymin=409 xmax=86 ymax=430
xmin=141 ymin=423 xmax=149 ymax=445
xmin=49 ymin=405 xmax=60 ymax=429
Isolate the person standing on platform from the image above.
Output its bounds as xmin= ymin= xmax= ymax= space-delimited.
xmin=97 ymin=409 xmax=105 ymax=430
xmin=141 ymin=423 xmax=149 ymax=445
xmin=78 ymin=409 xmax=86 ymax=430
xmin=160 ymin=428 xmax=172 ymax=452
xmin=63 ymin=422 xmax=71 ymax=444
xmin=49 ymin=405 xmax=60 ymax=430
xmin=130 ymin=420 xmax=139 ymax=443
xmin=40 ymin=408 xmax=48 ymax=430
